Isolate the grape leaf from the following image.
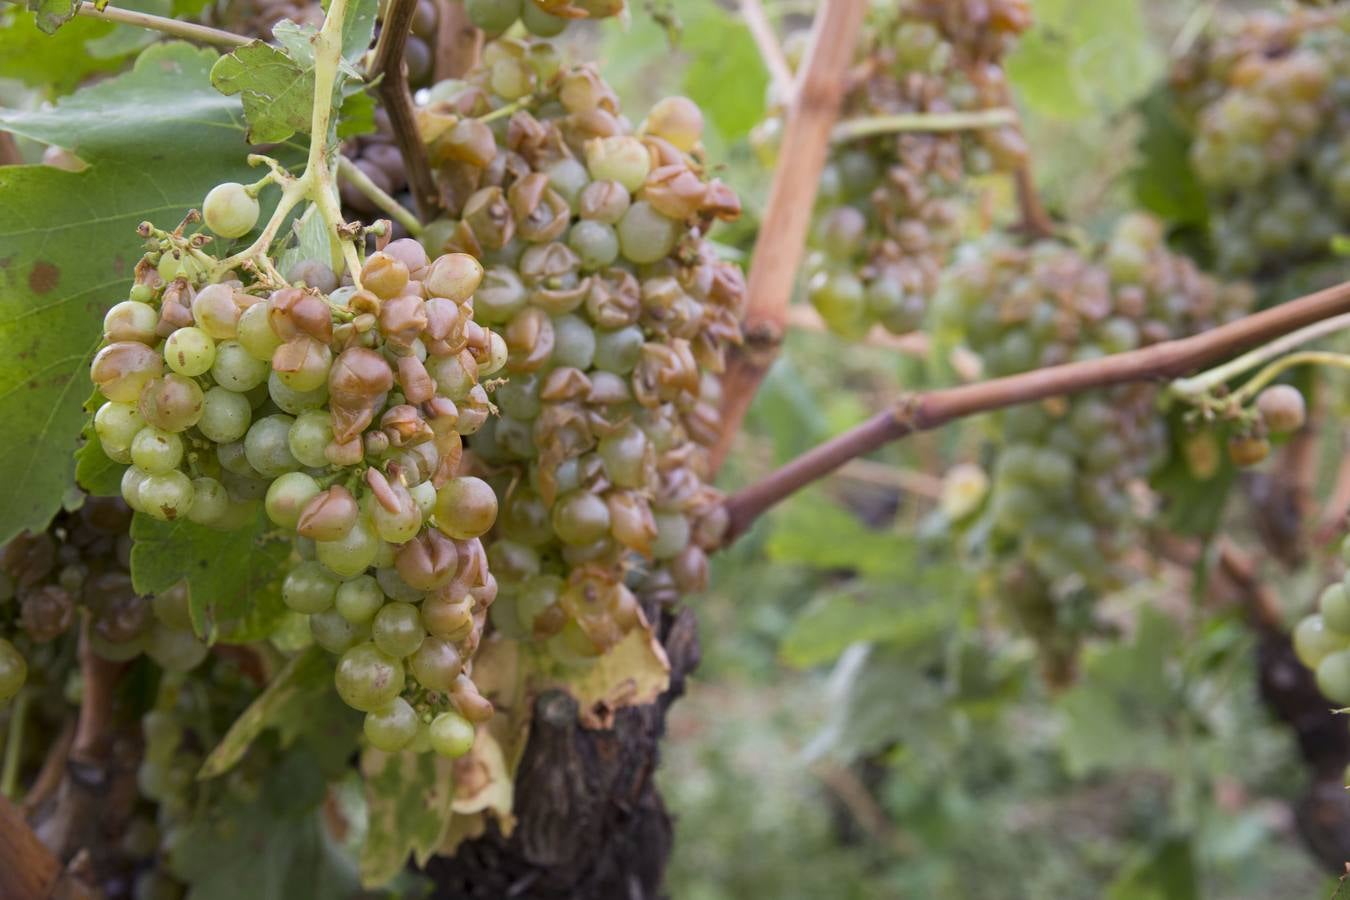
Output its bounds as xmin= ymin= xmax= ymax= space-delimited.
xmin=678 ymin=1 xmax=767 ymax=143
xmin=84 ymin=0 xmax=171 ymax=59
xmin=26 ymin=0 xmax=77 ymax=34
xmin=0 ymin=7 xmax=123 ymax=92
xmin=0 ymin=42 xmax=283 ymax=544
xmin=74 ymin=425 xmax=123 ymax=497
xmin=211 ymin=41 xmax=316 ymax=144
xmin=130 ymin=509 xmax=291 ymax=643
xmin=360 ymin=748 xmax=456 ymax=887
xmin=199 ymin=647 xmax=356 ymax=779
xmin=779 ymin=588 xmax=957 ymax=669
xmin=1132 ymin=86 xmax=1208 ymax=229
xmin=765 ymin=491 xmax=916 ymax=579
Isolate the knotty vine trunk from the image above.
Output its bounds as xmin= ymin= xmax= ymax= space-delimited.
xmin=423 ymin=607 xmax=701 ymax=899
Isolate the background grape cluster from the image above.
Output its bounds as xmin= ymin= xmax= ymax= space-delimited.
xmin=754 ymin=0 xmax=1031 ymax=337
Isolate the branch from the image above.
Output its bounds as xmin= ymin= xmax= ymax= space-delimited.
xmin=711 ymin=0 xmax=867 ymax=471
xmin=339 ymin=155 xmax=423 ymax=236
xmin=718 ymin=278 xmax=1350 ymax=544
xmin=56 ymin=0 xmax=251 ymax=46
xmin=740 ymin=0 xmax=795 ymax=104
xmin=1173 ymin=311 xmax=1350 ymax=399
xmin=831 ymin=108 xmax=1018 ymax=143
xmin=369 ymin=0 xmax=441 ymax=219
xmin=0 ymin=795 xmax=60 ymax=900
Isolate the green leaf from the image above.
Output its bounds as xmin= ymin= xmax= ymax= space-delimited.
xmin=211 ymin=41 xmax=316 ymax=144
xmin=84 ymin=0 xmax=170 ymax=58
xmin=360 ymin=749 xmax=456 ymax=887
xmin=170 ymin=745 xmax=360 ymax=900
xmin=678 ymin=1 xmax=767 ymax=142
xmin=26 ymin=0 xmax=78 ymax=34
xmin=339 ymin=0 xmax=379 ymax=62
xmin=765 ymin=491 xmax=915 ymax=579
xmin=74 ymin=427 xmax=123 ymax=497
xmin=0 ymin=7 xmax=123 ymax=92
xmin=130 ymin=509 xmax=291 ymax=643
xmin=336 ymin=88 xmax=377 ymax=139
xmin=0 ymin=42 xmax=275 ymax=544
xmin=199 ymin=647 xmax=346 ymax=779
xmin=1106 ymin=835 xmax=1198 ymax=900
xmin=1132 ymin=87 xmax=1208 ymax=228
xmin=779 ymin=589 xmax=957 ymax=669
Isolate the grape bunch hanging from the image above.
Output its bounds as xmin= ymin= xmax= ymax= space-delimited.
xmin=933 ymin=215 xmax=1253 ymax=676
xmin=1169 ymin=3 xmax=1350 ymax=284
xmin=413 ymin=35 xmax=743 ymax=662
xmin=754 ymin=0 xmax=1031 ymax=337
xmin=86 ymin=179 xmax=507 ymax=758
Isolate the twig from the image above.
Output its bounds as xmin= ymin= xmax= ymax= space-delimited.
xmin=433 ymin=0 xmax=481 ymax=80
xmin=21 ymin=721 xmax=75 ymax=816
xmin=0 ymin=795 xmax=61 ymax=900
xmin=831 ymin=108 xmax=1018 ymax=143
xmin=711 ymin=0 xmax=868 ymax=471
xmin=1172 ymin=313 xmax=1350 ymax=399
xmin=338 ymin=156 xmax=423 ymax=236
xmin=15 ymin=0 xmax=252 ymax=47
xmin=717 ymin=279 xmax=1350 ymax=544
xmin=741 ymin=0 xmax=796 ymax=104
xmin=1012 ymin=160 xmax=1053 ymax=238
xmin=0 ymin=690 xmax=29 ymax=799
xmin=369 ymin=0 xmax=441 ymax=219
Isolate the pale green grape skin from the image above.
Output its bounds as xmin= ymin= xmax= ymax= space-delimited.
xmin=616 ymin=201 xmax=679 ymax=264
xmin=282 ymin=560 xmax=340 ymax=614
xmin=122 ymin=466 xmax=151 ymax=512
xmin=211 ymin=340 xmax=269 ymax=392
xmin=237 ymin=302 xmax=282 ymax=361
xmin=592 ymin=326 xmax=643 ymax=374
xmin=429 ymin=710 xmax=475 ymax=759
xmin=163 ymin=327 xmax=216 ymax=377
xmin=310 ymin=610 xmax=367 ymax=654
xmin=433 ymin=476 xmax=498 ymax=539
xmin=186 ymin=477 xmax=230 ymax=527
xmin=203 ymin=182 xmax=261 ymax=239
xmin=334 ymin=642 xmax=405 ymax=712
xmin=568 ymin=220 xmax=620 ymax=271
xmin=265 ymin=471 xmax=321 ymax=530
xmin=274 ymin=341 xmax=332 ymax=392
xmin=409 ymin=636 xmax=461 ymax=690
xmin=244 ymin=414 xmax=300 ymax=477
xmin=145 ymin=625 xmax=208 ymax=672
xmin=1294 ymin=614 xmax=1348 ymax=669
xmin=95 ymin=401 xmax=145 ymax=461
xmin=316 ymin=518 xmax=381 ymax=578
xmin=465 ymin=0 xmax=521 ymax=33
xmin=0 ymin=638 xmax=26 ymax=701
xmin=650 ymin=512 xmax=689 ymax=560
xmin=411 ymin=481 xmax=437 ymax=518
xmin=372 ymin=601 xmax=426 ymax=659
xmin=269 ymin=371 xmax=328 ymax=415
xmin=104 ymin=300 xmax=159 ymax=345
xmin=364 ymin=697 xmax=420 ymax=752
xmin=197 ymin=387 xmax=252 ymax=444
xmin=1317 ymin=649 xmax=1350 ymax=705
xmin=130 ymin=426 xmax=184 ymax=474
xmin=372 ymin=496 xmax=423 ymax=544
xmin=287 ymin=409 xmax=333 ymax=468
xmin=139 ymin=471 xmax=195 ymax=521
xmin=550 ymin=314 xmax=596 ymax=369
xmin=336 ymin=575 xmax=385 ymax=625
xmin=520 ymin=0 xmax=565 ymax=36
xmin=1321 ymin=583 xmax=1350 ymax=634
xmin=551 ymin=490 xmax=609 ymax=544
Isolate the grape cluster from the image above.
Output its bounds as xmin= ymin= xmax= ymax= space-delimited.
xmin=933 ymin=214 xmax=1253 ymax=671
xmin=89 ymin=190 xmax=509 ymax=758
xmin=415 ymin=39 xmax=743 ymax=662
xmin=1169 ymin=4 xmax=1350 ymax=279
xmin=464 ymin=0 xmax=624 ymax=39
xmin=1294 ymin=535 xmax=1350 ymax=722
xmin=754 ymin=0 xmax=1031 ymax=337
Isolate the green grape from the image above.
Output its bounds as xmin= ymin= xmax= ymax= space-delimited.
xmin=130 ymin=426 xmax=184 ymax=474
xmin=592 ymin=325 xmax=643 ymax=374
xmin=372 ymin=491 xmax=423 ymax=544
xmin=520 ymin=0 xmax=565 ymax=36
xmin=617 ymin=201 xmax=679 ymax=263
xmin=217 ymin=440 xmax=257 ymax=477
xmin=434 ymin=476 xmax=499 ymax=539
xmin=92 ymin=341 xmax=164 ymax=403
xmin=547 ymin=157 xmax=590 ymax=212
xmin=364 ymin=697 xmax=419 ymax=752
xmin=1256 ymin=384 xmax=1306 ymax=434
xmin=0 ymin=637 xmax=26 ymax=701
xmin=286 ymin=409 xmax=332 ymax=468
xmin=372 ymin=601 xmax=426 ymax=658
xmin=428 ymin=710 xmax=475 ymax=759
xmin=310 ymin=609 xmax=367 ymax=654
xmin=94 ymin=400 xmax=145 ymax=461
xmin=104 ymin=299 xmax=160 ymax=345
xmin=586 ymin=136 xmax=650 ymax=193
xmin=474 ymin=267 xmax=529 ymax=324
xmin=496 ymin=373 xmax=541 ymax=420
xmin=411 ymin=481 xmax=437 ymax=518
xmin=244 ymin=414 xmax=300 ymax=476
xmin=409 ymin=636 xmax=463 ymax=691
xmin=550 ymin=314 xmax=597 ymax=370
xmin=145 ymin=624 xmax=208 ymax=672
xmin=203 ymin=182 xmax=260 ymax=239
xmin=334 ymin=642 xmax=405 ymax=712
xmin=808 ymin=270 xmax=865 ymax=334
xmin=211 ymin=340 xmax=269 ymax=392
xmin=186 ymin=477 xmax=230 ymax=526
xmin=269 ymin=371 xmax=329 ymax=415
xmin=597 ymin=423 xmax=649 ymax=488
xmin=650 ymin=511 xmax=690 ymax=560
xmin=197 ymin=386 xmax=252 ymax=443
xmin=466 ymin=0 xmax=522 ymax=34
xmin=646 ymin=96 xmax=703 ymax=153
xmin=283 ymin=560 xmax=340 ymax=614
xmin=121 ymin=466 xmax=151 ymax=512
xmin=237 ymin=301 xmax=282 ymax=361
xmin=1294 ymin=614 xmax=1348 ymax=669
xmin=316 ymin=517 xmax=381 ymax=578
xmin=265 ymin=471 xmax=321 ymax=530
xmin=139 ymin=471 xmax=195 ymax=521
xmin=378 ymin=565 xmax=426 ymax=603
xmin=551 ymin=490 xmax=610 ymax=544
xmin=163 ymin=326 xmax=216 ymax=377
xmin=191 ymin=284 xmax=241 ymax=340
xmin=1317 ymin=649 xmax=1350 ymax=705
xmin=568 ymin=220 xmax=621 ymax=270
xmin=139 ymin=373 xmax=204 ymax=432
xmin=1324 ymin=583 xmax=1350 ymax=634
xmin=431 ymin=353 xmax=476 ymax=400
xmin=274 ymin=340 xmax=332 ymax=392
xmin=336 ymin=575 xmax=385 ymax=625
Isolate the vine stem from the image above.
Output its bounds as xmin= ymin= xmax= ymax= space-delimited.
xmin=338 ymin=157 xmax=423 ymax=236
xmin=741 ymin=0 xmax=795 ymax=104
xmin=65 ymin=0 xmax=250 ymax=46
xmin=1230 ymin=351 xmax=1350 ymax=405
xmin=369 ymin=0 xmax=441 ymax=218
xmin=0 ymin=690 xmax=29 ymax=799
xmin=1171 ymin=311 xmax=1350 ymax=399
xmin=716 ymin=278 xmax=1350 ymax=545
xmin=831 ymin=108 xmax=1018 ymax=142
xmin=710 ymin=0 xmax=867 ymax=472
